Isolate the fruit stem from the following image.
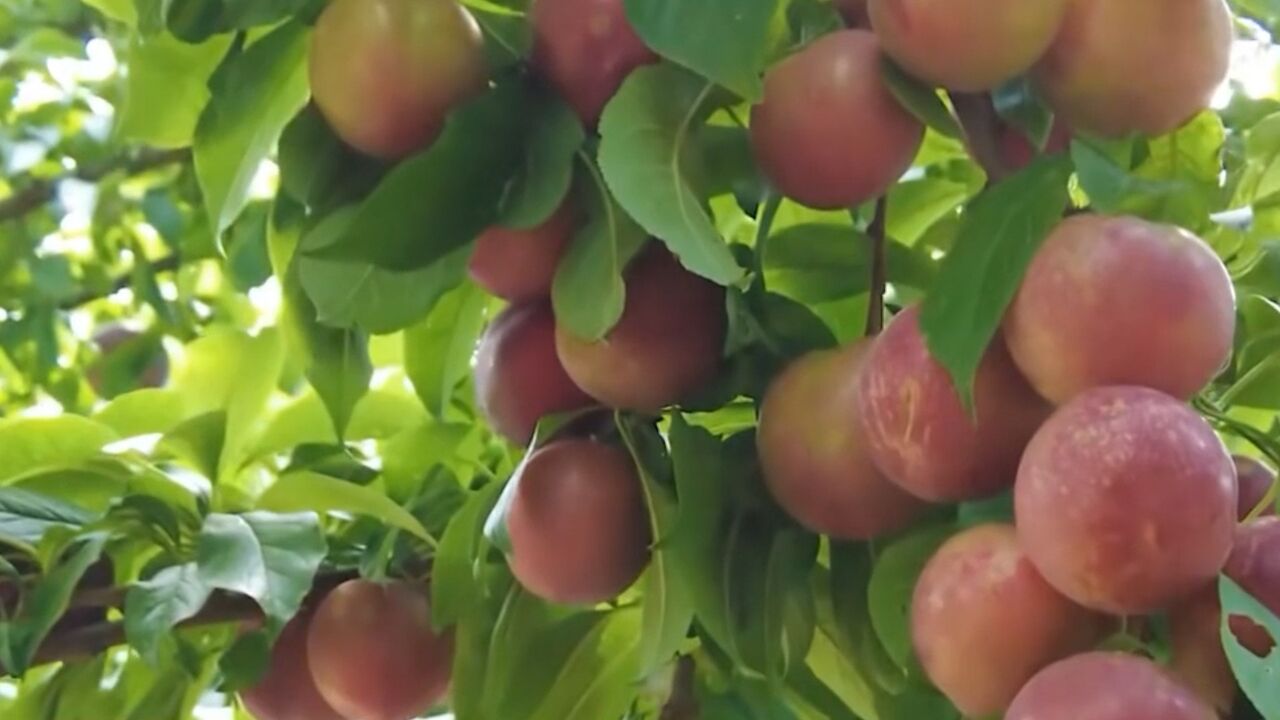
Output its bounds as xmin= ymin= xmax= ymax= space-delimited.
xmin=660 ymin=655 xmax=699 ymax=719
xmin=865 ymin=196 xmax=888 ymax=336
xmin=949 ymin=92 xmax=1010 ymax=183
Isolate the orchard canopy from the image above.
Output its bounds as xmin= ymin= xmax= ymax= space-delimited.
xmin=2 ymin=0 xmax=1280 ymax=718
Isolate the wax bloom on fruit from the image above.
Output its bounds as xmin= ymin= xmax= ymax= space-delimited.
xmin=531 ymin=0 xmax=658 ymax=127
xmin=911 ymin=524 xmax=1102 ymax=717
xmin=1224 ymin=517 xmax=1280 ymax=656
xmin=468 ymin=200 xmax=577 ymax=303
xmin=749 ymin=30 xmax=923 ymax=210
xmin=1005 ymin=214 xmax=1235 ymax=404
xmin=757 ymin=343 xmax=929 ymax=540
xmin=241 ymin=609 xmax=344 ymax=720
xmin=856 ymin=306 xmax=1050 ymax=502
xmin=556 ymin=245 xmax=725 ymax=412
xmin=1236 ymin=455 xmax=1277 ymax=519
xmin=1006 ymin=652 xmax=1217 ymax=720
xmin=1169 ymin=588 xmax=1237 ymax=715
xmin=474 ymin=301 xmax=595 ymax=444
xmin=307 ymin=580 xmax=453 ymax=720
xmin=507 ymin=438 xmax=651 ymax=604
xmin=309 ymin=0 xmax=488 ymax=158
xmin=868 ymin=0 xmax=1068 ymax=91
xmin=1015 ymin=386 xmax=1236 ymax=615
xmin=1033 ymin=0 xmax=1232 ymax=138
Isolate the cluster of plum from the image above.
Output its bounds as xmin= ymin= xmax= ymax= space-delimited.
xmin=241 ymin=579 xmax=454 ymax=720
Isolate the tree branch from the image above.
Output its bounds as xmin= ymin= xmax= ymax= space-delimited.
xmin=949 ymin=93 xmax=1010 ymax=183
xmin=0 ymin=148 xmax=190 ymax=224
xmin=865 ymin=197 xmax=888 ymax=336
xmin=56 ymin=254 xmax=182 ymax=310
xmin=660 ymin=655 xmax=698 ymax=720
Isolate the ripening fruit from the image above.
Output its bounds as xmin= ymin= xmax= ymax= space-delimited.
xmin=757 ymin=342 xmax=930 ymax=539
xmin=468 ymin=199 xmax=577 ymax=303
xmin=1169 ymin=588 xmax=1237 ymax=715
xmin=507 ymin=438 xmax=651 ymax=604
xmin=310 ymin=0 xmax=488 ymax=158
xmin=1224 ymin=517 xmax=1280 ymax=656
xmin=750 ymin=30 xmax=923 ymax=210
xmin=531 ymin=0 xmax=658 ymax=127
xmin=1016 ymin=386 xmax=1237 ymax=615
xmin=834 ymin=0 xmax=869 ymax=27
xmin=474 ymin=301 xmax=595 ymax=444
xmin=996 ymin=120 xmax=1072 ymax=173
xmin=868 ymin=0 xmax=1068 ymax=91
xmin=1006 ymin=652 xmax=1217 ymax=720
xmin=1236 ymin=455 xmax=1277 ymax=520
xmin=241 ymin=609 xmax=345 ymax=720
xmin=556 ymin=246 xmax=725 ymax=412
xmin=912 ymin=524 xmax=1103 ymax=716
xmin=1033 ymin=0 xmax=1232 ymax=137
xmin=856 ymin=306 xmax=1050 ymax=502
xmin=87 ymin=324 xmax=169 ymax=396
xmin=307 ymin=580 xmax=454 ymax=720
xmin=1005 ymin=214 xmax=1236 ymax=405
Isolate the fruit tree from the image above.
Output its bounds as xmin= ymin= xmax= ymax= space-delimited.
xmin=2 ymin=0 xmax=1280 ymax=718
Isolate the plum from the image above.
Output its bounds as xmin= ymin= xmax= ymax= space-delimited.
xmin=1006 ymin=652 xmax=1216 ymax=720
xmin=468 ymin=199 xmax=577 ymax=303
xmin=241 ymin=609 xmax=345 ymax=720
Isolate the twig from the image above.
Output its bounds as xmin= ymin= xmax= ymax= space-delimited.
xmin=865 ymin=197 xmax=888 ymax=336
xmin=660 ymin=655 xmax=698 ymax=720
xmin=0 ymin=148 xmax=190 ymax=224
xmin=56 ymin=254 xmax=182 ymax=310
xmin=949 ymin=93 xmax=1010 ymax=183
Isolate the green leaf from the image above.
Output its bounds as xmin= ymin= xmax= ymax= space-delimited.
xmin=623 ymin=0 xmax=778 ymax=101
xmin=500 ymin=96 xmax=585 ymax=228
xmin=1220 ymin=574 xmax=1280 ymax=718
xmin=880 ymin=59 xmax=962 ymax=139
xmin=2 ymin=534 xmax=107 ymax=675
xmin=94 ymin=389 xmax=188 ymax=438
xmin=599 ymin=63 xmax=745 ymax=286
xmin=257 ymin=471 xmax=437 ymax=546
xmin=918 ymin=155 xmax=1072 ymax=408
xmin=0 ymin=416 xmax=117 ymax=485
xmin=829 ymin=543 xmax=908 ymax=693
xmin=526 ymin=608 xmax=644 ymax=720
xmin=764 ymin=223 xmax=936 ymax=303
xmin=117 ymin=32 xmax=231 ymax=148
xmin=404 ymin=281 xmax=489 ymax=418
xmin=0 ymin=489 xmax=95 ymax=546
xmin=552 ymin=167 xmax=649 ymax=340
xmin=194 ymin=21 xmax=310 ymax=241
xmin=616 ymin=415 xmax=694 ymax=676
xmin=195 ymin=512 xmax=326 ymax=625
xmin=432 ymin=481 xmax=503 ymax=629
xmin=124 ymin=563 xmax=213 ymax=664
xmin=992 ymin=77 xmax=1055 ymax=149
xmin=84 ymin=0 xmax=138 ymax=24
xmin=867 ymin=523 xmax=954 ymax=669
xmin=308 ymin=81 xmax=533 ymax=270
xmin=1240 ymin=240 xmax=1280 ymax=297
xmin=297 ymin=208 xmax=471 ymax=334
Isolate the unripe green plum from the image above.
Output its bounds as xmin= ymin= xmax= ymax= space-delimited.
xmin=912 ymin=524 xmax=1103 ymax=716
xmin=757 ymin=342 xmax=929 ymax=539
xmin=1236 ymin=455 xmax=1277 ymax=520
xmin=507 ymin=438 xmax=651 ymax=604
xmin=1006 ymin=652 xmax=1216 ymax=720
xmin=1033 ymin=0 xmax=1232 ymax=137
xmin=1224 ymin=517 xmax=1280 ymax=656
xmin=531 ymin=0 xmax=658 ymax=127
xmin=468 ymin=199 xmax=577 ymax=303
xmin=1016 ymin=386 xmax=1236 ymax=615
xmin=241 ymin=609 xmax=345 ymax=720
xmin=1005 ymin=214 xmax=1235 ymax=404
xmin=750 ymin=30 xmax=923 ymax=210
xmin=310 ymin=0 xmax=488 ymax=158
xmin=1169 ymin=588 xmax=1237 ymax=715
xmin=868 ymin=0 xmax=1068 ymax=91
xmin=474 ymin=301 xmax=595 ymax=444
xmin=856 ymin=306 xmax=1050 ymax=502
xmin=307 ymin=580 xmax=453 ymax=720
xmin=556 ymin=245 xmax=725 ymax=412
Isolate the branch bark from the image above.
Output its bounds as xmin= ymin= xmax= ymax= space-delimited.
xmin=949 ymin=93 xmax=1010 ymax=184
xmin=865 ymin=197 xmax=888 ymax=336
xmin=57 ymin=254 xmax=182 ymax=310
xmin=660 ymin=655 xmax=699 ymax=720
xmin=0 ymin=148 xmax=191 ymax=224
